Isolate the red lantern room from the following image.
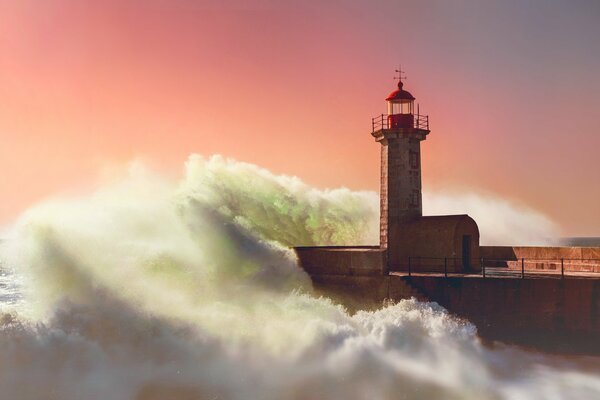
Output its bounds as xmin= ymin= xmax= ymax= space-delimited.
xmin=386 ymin=80 xmax=415 ymax=129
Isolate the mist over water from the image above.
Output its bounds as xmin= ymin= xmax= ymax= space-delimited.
xmin=0 ymin=155 xmax=597 ymax=400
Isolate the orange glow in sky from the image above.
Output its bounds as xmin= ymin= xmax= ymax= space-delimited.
xmin=1 ymin=1 xmax=599 ymax=236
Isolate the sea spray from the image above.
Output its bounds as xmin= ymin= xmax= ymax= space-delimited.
xmin=180 ymin=154 xmax=380 ymax=247
xmin=0 ymin=154 xmax=596 ymax=400
xmin=424 ymin=190 xmax=560 ymax=246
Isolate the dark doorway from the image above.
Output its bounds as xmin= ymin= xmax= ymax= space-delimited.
xmin=462 ymin=235 xmax=472 ymax=270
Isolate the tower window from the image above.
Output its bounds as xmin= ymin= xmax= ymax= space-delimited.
xmin=410 ymin=151 xmax=419 ymax=169
xmin=410 ymin=190 xmax=420 ymax=207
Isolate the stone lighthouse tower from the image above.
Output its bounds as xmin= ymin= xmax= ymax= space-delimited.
xmin=372 ymin=73 xmax=430 ymax=268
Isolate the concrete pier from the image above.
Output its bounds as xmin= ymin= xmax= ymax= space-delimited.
xmin=296 ymin=248 xmax=600 ymax=355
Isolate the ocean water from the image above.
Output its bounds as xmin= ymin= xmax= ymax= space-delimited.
xmin=560 ymin=237 xmax=600 ymax=247
xmin=0 ymin=155 xmax=598 ymax=400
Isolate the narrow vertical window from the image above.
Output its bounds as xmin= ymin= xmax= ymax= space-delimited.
xmin=410 ymin=151 xmax=419 ymax=169
xmin=410 ymin=190 xmax=420 ymax=207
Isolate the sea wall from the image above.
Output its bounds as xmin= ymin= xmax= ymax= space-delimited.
xmin=294 ymin=243 xmax=482 ymax=276
xmin=405 ymin=276 xmax=600 ymax=354
xmin=481 ymin=246 xmax=600 ymax=260
xmin=294 ymin=246 xmax=386 ymax=276
xmin=481 ymin=246 xmax=600 ymax=272
xmin=305 ymin=272 xmax=600 ymax=354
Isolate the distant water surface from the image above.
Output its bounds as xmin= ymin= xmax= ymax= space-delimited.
xmin=560 ymin=237 xmax=600 ymax=247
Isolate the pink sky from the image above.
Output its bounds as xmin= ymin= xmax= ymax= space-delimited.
xmin=1 ymin=0 xmax=599 ymax=236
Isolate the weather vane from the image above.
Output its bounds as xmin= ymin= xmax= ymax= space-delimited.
xmin=394 ymin=65 xmax=407 ymax=83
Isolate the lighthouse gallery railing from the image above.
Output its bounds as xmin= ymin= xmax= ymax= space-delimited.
xmin=371 ymin=113 xmax=429 ymax=133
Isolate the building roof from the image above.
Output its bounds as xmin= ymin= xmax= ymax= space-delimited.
xmin=385 ymin=81 xmax=416 ymax=102
xmin=401 ymin=214 xmax=480 ymax=238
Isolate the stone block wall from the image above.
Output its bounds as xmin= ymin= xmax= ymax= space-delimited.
xmin=302 ymin=272 xmax=600 ymax=354
xmin=380 ymin=144 xmax=389 ymax=248
xmin=405 ymin=276 xmax=600 ymax=354
xmin=481 ymin=246 xmax=600 ymax=272
xmin=294 ymin=246 xmax=386 ymax=276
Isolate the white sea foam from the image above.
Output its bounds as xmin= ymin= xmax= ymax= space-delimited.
xmin=0 ymin=155 xmax=595 ymax=400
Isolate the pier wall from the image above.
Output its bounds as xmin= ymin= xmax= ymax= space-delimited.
xmin=405 ymin=276 xmax=600 ymax=353
xmin=481 ymin=245 xmax=600 ymax=260
xmin=294 ymin=246 xmax=386 ymax=276
xmin=305 ymin=271 xmax=600 ymax=354
xmin=481 ymin=246 xmax=600 ymax=272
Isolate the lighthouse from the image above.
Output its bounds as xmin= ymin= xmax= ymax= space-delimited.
xmin=372 ymin=72 xmax=430 ymax=268
xmin=372 ymin=71 xmax=480 ymax=272
xmin=296 ymin=70 xmax=480 ymax=278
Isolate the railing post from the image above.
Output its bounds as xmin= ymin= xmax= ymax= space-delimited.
xmin=521 ymin=258 xmax=525 ymax=279
xmin=444 ymin=257 xmax=448 ymax=278
xmin=481 ymin=257 xmax=485 ymax=278
xmin=561 ymin=258 xmax=564 ymax=279
xmin=408 ymin=256 xmax=412 ymax=277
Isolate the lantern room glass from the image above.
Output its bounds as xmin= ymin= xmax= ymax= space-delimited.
xmin=387 ymin=100 xmax=414 ymax=115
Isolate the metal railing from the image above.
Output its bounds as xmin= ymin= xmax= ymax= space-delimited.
xmin=402 ymin=256 xmax=600 ymax=279
xmin=415 ymin=114 xmax=429 ymax=130
xmin=371 ymin=114 xmax=429 ymax=132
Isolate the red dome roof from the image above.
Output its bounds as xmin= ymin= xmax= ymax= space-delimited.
xmin=385 ymin=81 xmax=415 ymax=102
